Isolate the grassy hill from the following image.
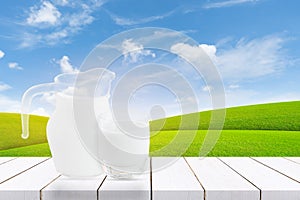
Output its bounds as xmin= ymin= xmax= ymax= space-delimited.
xmin=150 ymin=130 xmax=300 ymax=156
xmin=150 ymin=101 xmax=300 ymax=131
xmin=0 ymin=101 xmax=299 ymax=156
xmin=0 ymin=143 xmax=51 ymax=156
xmin=0 ymin=113 xmax=48 ymax=151
xmin=150 ymin=101 xmax=300 ymax=156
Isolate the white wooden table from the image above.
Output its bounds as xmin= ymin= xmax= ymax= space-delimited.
xmin=1 ymin=157 xmax=300 ymax=200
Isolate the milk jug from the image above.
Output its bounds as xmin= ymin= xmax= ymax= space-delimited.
xmin=21 ymin=68 xmax=115 ymax=177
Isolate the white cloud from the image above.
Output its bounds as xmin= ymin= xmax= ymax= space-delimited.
xmin=61 ymin=0 xmax=69 ymax=5
xmin=169 ymin=35 xmax=292 ymax=110
xmin=202 ymin=85 xmax=212 ymax=92
xmin=228 ymin=84 xmax=240 ymax=89
xmin=171 ymin=43 xmax=215 ymax=65
xmin=225 ymin=88 xmax=300 ymax=108
xmin=170 ymin=42 xmax=221 ymax=83
xmin=122 ymin=39 xmax=155 ymax=63
xmin=31 ymin=107 xmax=50 ymax=116
xmin=171 ymin=35 xmax=289 ymax=81
xmin=58 ymin=56 xmax=78 ymax=73
xmin=45 ymin=30 xmax=68 ymax=44
xmin=261 ymin=93 xmax=300 ymax=104
xmin=107 ymin=9 xmax=176 ymax=26
xmin=41 ymin=3 xmax=96 ymax=44
xmin=8 ymin=62 xmax=23 ymax=70
xmin=225 ymin=88 xmax=259 ymax=107
xmin=21 ymin=0 xmax=105 ymax=47
xmin=0 ymin=93 xmax=54 ymax=115
xmin=216 ymin=35 xmax=287 ymax=80
xmin=203 ymin=0 xmax=259 ymax=9
xmin=0 ymin=95 xmax=51 ymax=115
xmin=68 ymin=4 xmax=94 ymax=27
xmin=199 ymin=44 xmax=217 ymax=60
xmin=0 ymin=83 xmax=11 ymax=92
xmin=0 ymin=50 xmax=4 ymax=59
xmin=53 ymin=0 xmax=69 ymax=6
xmin=27 ymin=1 xmax=61 ymax=26
xmin=0 ymin=95 xmax=20 ymax=112
xmin=19 ymin=33 xmax=42 ymax=48
xmin=40 ymin=92 xmax=56 ymax=105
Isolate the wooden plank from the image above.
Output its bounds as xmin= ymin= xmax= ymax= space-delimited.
xmin=99 ymin=168 xmax=150 ymax=200
xmin=0 ymin=157 xmax=47 ymax=184
xmin=253 ymin=157 xmax=300 ymax=183
xmin=285 ymin=157 xmax=300 ymax=165
xmin=0 ymin=157 xmax=16 ymax=165
xmin=186 ymin=157 xmax=259 ymax=200
xmin=42 ymin=174 xmax=106 ymax=200
xmin=152 ymin=157 xmax=204 ymax=200
xmin=220 ymin=157 xmax=300 ymax=200
xmin=98 ymin=158 xmax=151 ymax=200
xmin=0 ymin=158 xmax=60 ymax=200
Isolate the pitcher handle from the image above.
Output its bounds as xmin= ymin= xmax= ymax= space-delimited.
xmin=21 ymin=83 xmax=59 ymax=139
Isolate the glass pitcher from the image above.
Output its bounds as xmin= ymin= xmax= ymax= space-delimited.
xmin=98 ymin=115 xmax=150 ymax=178
xmin=21 ymin=68 xmax=115 ymax=177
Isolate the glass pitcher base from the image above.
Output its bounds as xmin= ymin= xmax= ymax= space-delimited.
xmin=103 ymin=165 xmax=145 ymax=179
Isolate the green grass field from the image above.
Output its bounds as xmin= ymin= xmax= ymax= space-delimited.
xmin=0 ymin=101 xmax=299 ymax=156
xmin=150 ymin=130 xmax=300 ymax=156
xmin=0 ymin=143 xmax=51 ymax=156
xmin=0 ymin=113 xmax=48 ymax=150
xmin=150 ymin=101 xmax=300 ymax=131
xmin=150 ymin=101 xmax=300 ymax=156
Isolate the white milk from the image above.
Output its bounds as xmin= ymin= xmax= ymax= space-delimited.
xmin=47 ymin=93 xmax=103 ymax=177
xmin=98 ymin=117 xmax=150 ymax=178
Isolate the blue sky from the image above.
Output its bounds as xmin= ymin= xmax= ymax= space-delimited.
xmin=0 ymin=0 xmax=299 ymax=117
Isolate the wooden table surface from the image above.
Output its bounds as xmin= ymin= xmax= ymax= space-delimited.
xmin=1 ymin=157 xmax=300 ymax=200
